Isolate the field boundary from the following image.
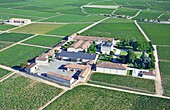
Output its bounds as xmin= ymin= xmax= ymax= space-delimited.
xmin=80 ymin=83 xmax=170 ymax=100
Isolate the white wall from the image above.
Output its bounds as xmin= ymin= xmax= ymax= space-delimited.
xmin=96 ymin=67 xmax=127 ymax=75
xmin=47 ymin=75 xmax=74 ymax=84
xmin=36 ymin=60 xmax=48 ymax=65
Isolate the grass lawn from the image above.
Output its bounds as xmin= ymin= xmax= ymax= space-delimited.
xmin=89 ymin=73 xmax=155 ymax=92
xmin=115 ymin=8 xmax=139 ymax=16
xmin=23 ymin=35 xmax=62 ymax=47
xmin=47 ymin=23 xmax=90 ymax=36
xmin=46 ymin=85 xmax=170 ymax=110
xmin=0 ymin=24 xmax=16 ymax=31
xmin=0 ymin=44 xmax=47 ymax=67
xmin=0 ymin=74 xmax=62 ymax=110
xmin=0 ymin=33 xmax=33 ymax=42
xmin=0 ymin=68 xmax=11 ymax=78
xmin=12 ymin=23 xmax=64 ymax=34
xmin=139 ymin=22 xmax=170 ymax=46
xmin=120 ymin=50 xmax=128 ymax=55
xmin=158 ymin=46 xmax=170 ymax=61
xmin=0 ymin=41 xmax=13 ymax=50
xmin=81 ymin=19 xmax=145 ymax=41
xmin=160 ymin=62 xmax=170 ymax=96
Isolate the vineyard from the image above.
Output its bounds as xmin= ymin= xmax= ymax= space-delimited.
xmin=46 ymin=85 xmax=170 ymax=110
xmin=0 ymin=74 xmax=62 ymax=110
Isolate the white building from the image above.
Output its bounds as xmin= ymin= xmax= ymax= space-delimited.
xmin=96 ymin=62 xmax=127 ymax=75
xmin=25 ymin=63 xmax=37 ymax=74
xmin=132 ymin=69 xmax=156 ymax=80
xmin=101 ymin=41 xmax=115 ymax=55
xmin=46 ymin=72 xmax=74 ymax=85
xmin=9 ymin=18 xmax=31 ymax=26
xmin=35 ymin=54 xmax=49 ymax=65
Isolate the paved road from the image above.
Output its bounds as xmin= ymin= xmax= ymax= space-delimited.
xmin=134 ymin=20 xmax=150 ymax=42
xmin=153 ymin=45 xmax=163 ymax=96
xmin=77 ymin=17 xmax=109 ymax=34
xmin=81 ymin=83 xmax=170 ymax=100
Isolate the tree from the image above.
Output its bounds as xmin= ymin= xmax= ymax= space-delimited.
xmin=141 ymin=62 xmax=145 ymax=69
xmin=138 ymin=41 xmax=150 ymax=52
xmin=20 ymin=62 xmax=28 ymax=69
xmin=110 ymin=51 xmax=114 ymax=55
xmin=126 ymin=49 xmax=136 ymax=63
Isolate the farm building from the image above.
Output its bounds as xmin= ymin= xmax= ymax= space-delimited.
xmin=64 ymin=63 xmax=91 ymax=82
xmin=132 ymin=69 xmax=156 ymax=80
xmin=101 ymin=41 xmax=114 ymax=55
xmin=9 ymin=18 xmax=31 ymax=26
xmin=67 ymin=40 xmax=91 ymax=52
xmin=96 ymin=62 xmax=127 ymax=75
xmin=46 ymin=72 xmax=74 ymax=85
xmin=35 ymin=54 xmax=49 ymax=65
xmin=57 ymin=51 xmax=98 ymax=64
xmin=25 ymin=63 xmax=37 ymax=74
xmin=72 ymin=35 xmax=114 ymax=45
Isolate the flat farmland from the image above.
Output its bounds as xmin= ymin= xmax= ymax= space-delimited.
xmin=134 ymin=10 xmax=162 ymax=20
xmin=84 ymin=7 xmax=114 ymax=14
xmin=0 ymin=44 xmax=47 ymax=67
xmin=89 ymin=73 xmax=155 ymax=92
xmin=0 ymin=74 xmax=62 ymax=110
xmin=115 ymin=8 xmax=139 ymax=16
xmin=0 ymin=68 xmax=11 ymax=78
xmin=0 ymin=24 xmax=16 ymax=31
xmin=12 ymin=23 xmax=64 ymax=34
xmin=23 ymin=35 xmax=62 ymax=47
xmin=47 ymin=23 xmax=90 ymax=36
xmin=139 ymin=22 xmax=170 ymax=45
xmin=42 ymin=14 xmax=105 ymax=23
xmin=160 ymin=62 xmax=170 ymax=96
xmin=158 ymin=46 xmax=170 ymax=61
xmin=0 ymin=13 xmax=44 ymax=22
xmin=82 ymin=19 xmax=145 ymax=41
xmin=0 ymin=33 xmax=33 ymax=42
xmin=46 ymin=85 xmax=170 ymax=110
xmin=0 ymin=41 xmax=13 ymax=50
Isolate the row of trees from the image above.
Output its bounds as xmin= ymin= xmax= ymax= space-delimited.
xmin=117 ymin=38 xmax=154 ymax=53
xmin=119 ymin=49 xmax=155 ymax=69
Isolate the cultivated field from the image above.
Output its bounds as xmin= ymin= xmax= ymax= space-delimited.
xmin=0 ymin=24 xmax=16 ymax=31
xmin=23 ymin=35 xmax=62 ymax=47
xmin=12 ymin=23 xmax=64 ymax=34
xmin=0 ymin=44 xmax=47 ymax=67
xmin=84 ymin=7 xmax=114 ymax=14
xmin=139 ymin=22 xmax=170 ymax=46
xmin=160 ymin=62 xmax=170 ymax=96
xmin=46 ymin=85 xmax=170 ymax=110
xmin=134 ymin=10 xmax=162 ymax=20
xmin=0 ymin=74 xmax=62 ymax=110
xmin=82 ymin=18 xmax=145 ymax=41
xmin=89 ymin=73 xmax=155 ymax=92
xmin=114 ymin=8 xmax=139 ymax=16
xmin=0 ymin=33 xmax=33 ymax=42
xmin=47 ymin=23 xmax=90 ymax=36
xmin=0 ymin=41 xmax=13 ymax=50
xmin=158 ymin=46 xmax=170 ymax=61
xmin=0 ymin=68 xmax=11 ymax=78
